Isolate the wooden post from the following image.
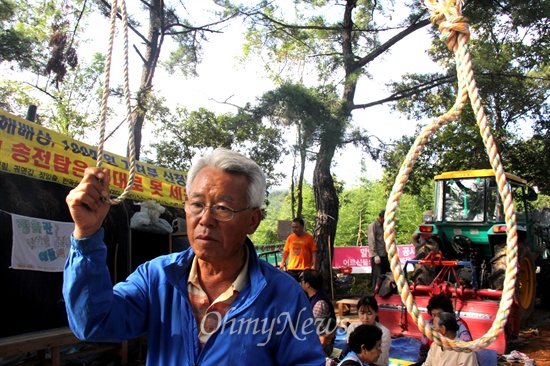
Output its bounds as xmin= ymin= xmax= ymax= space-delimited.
xmin=328 ymin=235 xmax=335 ymax=300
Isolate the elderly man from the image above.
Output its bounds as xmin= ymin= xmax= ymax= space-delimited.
xmin=423 ymin=312 xmax=478 ymax=366
xmin=63 ymin=148 xmax=325 ymax=365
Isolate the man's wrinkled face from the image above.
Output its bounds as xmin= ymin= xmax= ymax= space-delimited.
xmin=433 ymin=316 xmax=445 ymax=336
xmin=186 ymin=166 xmax=261 ymax=265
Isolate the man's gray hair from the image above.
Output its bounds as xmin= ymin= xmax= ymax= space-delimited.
xmin=187 ymin=148 xmax=266 ymax=208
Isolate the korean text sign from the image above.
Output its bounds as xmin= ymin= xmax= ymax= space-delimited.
xmin=332 ymin=245 xmax=416 ymax=273
xmin=11 ymin=213 xmax=74 ymax=272
xmin=0 ymin=109 xmax=187 ymax=208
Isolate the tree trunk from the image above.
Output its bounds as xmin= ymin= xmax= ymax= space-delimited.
xmin=297 ymin=139 xmax=306 ymax=219
xmin=290 ymin=156 xmax=296 ymax=218
xmin=312 ymin=133 xmax=341 ymax=293
xmin=310 ymin=0 xmax=356 ymax=292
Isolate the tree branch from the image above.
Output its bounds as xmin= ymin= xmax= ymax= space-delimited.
xmin=68 ymin=0 xmax=88 ymax=52
xmin=352 ymin=74 xmax=454 ymax=109
xmin=354 ymin=18 xmax=432 ymax=69
xmin=23 ymin=81 xmax=57 ymax=101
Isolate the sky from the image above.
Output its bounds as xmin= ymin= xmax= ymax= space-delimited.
xmin=12 ymin=2 xmax=442 ymax=190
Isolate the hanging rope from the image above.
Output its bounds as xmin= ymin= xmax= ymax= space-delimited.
xmin=383 ymin=0 xmax=519 ymax=352
xmin=96 ymin=0 xmax=136 ymax=205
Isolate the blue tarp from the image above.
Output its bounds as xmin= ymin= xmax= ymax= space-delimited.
xmin=336 ymin=330 xmax=497 ymax=366
xmin=389 ymin=337 xmax=421 ymax=362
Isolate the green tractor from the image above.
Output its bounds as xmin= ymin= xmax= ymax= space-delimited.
xmin=377 ymin=169 xmax=550 ymax=353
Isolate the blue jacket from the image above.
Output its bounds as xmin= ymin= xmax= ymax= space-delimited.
xmin=63 ymin=229 xmax=325 ymax=365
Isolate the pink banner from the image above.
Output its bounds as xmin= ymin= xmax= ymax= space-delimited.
xmin=332 ymin=245 xmax=416 ymax=274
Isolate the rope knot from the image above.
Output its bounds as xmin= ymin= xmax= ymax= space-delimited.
xmin=424 ymin=0 xmax=464 ymax=20
xmin=438 ymin=16 xmax=470 ymax=51
xmin=425 ymin=0 xmax=469 ymax=51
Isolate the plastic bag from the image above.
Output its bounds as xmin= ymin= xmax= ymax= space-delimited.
xmin=377 ymin=272 xmax=398 ymax=297
xmin=130 ymin=200 xmax=173 ymax=234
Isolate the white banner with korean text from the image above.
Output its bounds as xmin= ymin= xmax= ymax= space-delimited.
xmin=11 ymin=213 xmax=74 ymax=272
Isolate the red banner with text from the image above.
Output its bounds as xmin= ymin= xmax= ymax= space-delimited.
xmin=0 ymin=109 xmax=187 ymax=208
xmin=332 ymin=245 xmax=416 ymax=274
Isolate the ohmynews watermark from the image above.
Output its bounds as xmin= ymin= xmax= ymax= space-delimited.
xmin=200 ymin=307 xmax=349 ymax=346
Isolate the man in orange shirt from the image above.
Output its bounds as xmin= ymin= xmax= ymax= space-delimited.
xmin=279 ymin=218 xmax=317 ymax=281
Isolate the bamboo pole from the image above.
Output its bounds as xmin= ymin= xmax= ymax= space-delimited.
xmin=328 ymin=235 xmax=335 ymax=300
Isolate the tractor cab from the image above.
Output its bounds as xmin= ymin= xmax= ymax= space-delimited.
xmin=419 ymin=169 xmax=536 ymax=260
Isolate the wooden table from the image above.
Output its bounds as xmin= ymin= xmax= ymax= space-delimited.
xmin=337 ymin=298 xmax=360 ymax=316
xmin=0 ymin=327 xmax=127 ymax=365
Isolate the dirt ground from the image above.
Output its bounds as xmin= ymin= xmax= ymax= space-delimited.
xmin=502 ymin=305 xmax=550 ymax=366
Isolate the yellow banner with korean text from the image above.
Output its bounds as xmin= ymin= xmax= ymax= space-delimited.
xmin=0 ymin=109 xmax=186 ymax=208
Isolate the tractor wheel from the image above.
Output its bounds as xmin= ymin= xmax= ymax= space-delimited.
xmin=488 ymin=243 xmax=506 ymax=290
xmin=516 ymin=245 xmax=536 ymax=323
xmin=489 ymin=243 xmax=536 ymax=323
xmin=411 ymin=237 xmax=440 ymax=286
xmin=538 ymin=259 xmax=550 ymax=310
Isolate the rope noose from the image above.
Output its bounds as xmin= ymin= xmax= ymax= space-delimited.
xmin=97 ymin=0 xmax=136 ymax=205
xmin=383 ymin=0 xmax=519 ymax=352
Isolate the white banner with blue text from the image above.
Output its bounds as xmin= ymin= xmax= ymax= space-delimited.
xmin=11 ymin=213 xmax=74 ymax=272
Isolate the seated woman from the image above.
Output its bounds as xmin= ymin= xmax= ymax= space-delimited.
xmin=343 ymin=295 xmax=391 ymax=366
xmin=337 ymin=325 xmax=382 ymax=366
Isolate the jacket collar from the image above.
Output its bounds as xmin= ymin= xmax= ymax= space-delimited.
xmin=163 ymin=237 xmax=267 ymax=306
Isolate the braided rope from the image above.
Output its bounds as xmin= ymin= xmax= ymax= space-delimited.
xmin=96 ymin=0 xmax=136 ymax=205
xmin=383 ymin=0 xmax=518 ymax=352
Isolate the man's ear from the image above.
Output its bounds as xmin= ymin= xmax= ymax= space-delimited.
xmin=247 ymin=208 xmax=262 ymax=234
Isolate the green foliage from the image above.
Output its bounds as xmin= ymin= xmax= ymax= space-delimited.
xmin=0 ymin=79 xmax=39 ymax=115
xmin=277 ymin=183 xmax=317 ymax=227
xmin=250 ymin=183 xmax=317 ymax=244
xmin=380 ymin=129 xmax=436 ymax=196
xmin=43 ymin=52 xmax=105 ymax=138
xmin=254 ymin=82 xmax=344 ymax=217
xmin=387 ymin=1 xmax=550 ymax=195
xmin=0 ymin=1 xmax=35 ymax=65
xmin=533 ymin=193 xmax=550 ymax=209
xmin=0 ymin=51 xmax=105 ymax=138
xmin=507 ymin=135 xmax=550 ymax=194
xmin=161 ymin=29 xmax=203 ymax=78
xmin=250 ymin=189 xmax=290 ymax=244
xmin=0 ymin=0 xmax=48 ymax=70
xmin=251 ymin=178 xmax=433 ymax=247
xmin=336 ymin=179 xmax=430 ymax=246
xmin=0 ymin=0 xmax=108 ymax=139
xmin=147 ymin=103 xmax=286 ymax=188
xmin=236 ymin=0 xmax=389 ymax=84
xmin=336 ymin=180 xmax=383 ymax=246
